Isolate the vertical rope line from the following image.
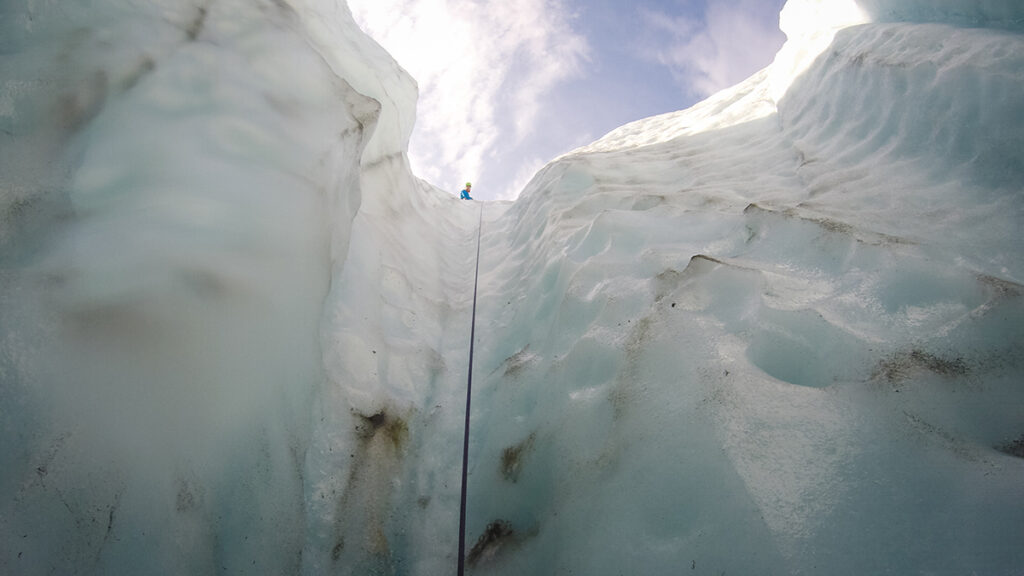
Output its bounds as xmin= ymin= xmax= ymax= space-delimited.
xmin=457 ymin=204 xmax=483 ymax=576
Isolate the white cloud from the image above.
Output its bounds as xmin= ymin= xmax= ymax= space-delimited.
xmin=501 ymin=155 xmax=547 ymax=201
xmin=641 ymin=0 xmax=785 ymax=98
xmin=347 ymin=0 xmax=589 ymax=200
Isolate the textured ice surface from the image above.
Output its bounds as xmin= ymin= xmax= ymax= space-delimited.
xmin=1 ymin=0 xmax=1023 ymax=574
xmin=0 ymin=0 xmax=432 ymax=573
xmin=468 ymin=1 xmax=1024 ymax=574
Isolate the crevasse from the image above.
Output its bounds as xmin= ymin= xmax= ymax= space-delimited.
xmin=1 ymin=0 xmax=1022 ymax=574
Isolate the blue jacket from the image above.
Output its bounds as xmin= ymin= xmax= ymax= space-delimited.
xmin=460 ymin=189 xmax=472 ymax=200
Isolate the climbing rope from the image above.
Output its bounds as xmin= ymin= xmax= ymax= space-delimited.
xmin=457 ymin=204 xmax=483 ymax=576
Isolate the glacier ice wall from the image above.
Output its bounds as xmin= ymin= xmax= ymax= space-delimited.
xmin=1 ymin=0 xmax=1023 ymax=574
xmin=0 ymin=0 xmax=464 ymax=574
xmin=465 ymin=1 xmax=1024 ymax=574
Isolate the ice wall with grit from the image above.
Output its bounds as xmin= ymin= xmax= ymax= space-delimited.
xmin=464 ymin=0 xmax=1024 ymax=573
xmin=0 ymin=0 xmax=463 ymax=573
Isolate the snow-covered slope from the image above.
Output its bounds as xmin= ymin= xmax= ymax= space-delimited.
xmin=1 ymin=0 xmax=1022 ymax=574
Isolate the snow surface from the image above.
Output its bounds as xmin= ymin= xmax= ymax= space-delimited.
xmin=1 ymin=0 xmax=1023 ymax=574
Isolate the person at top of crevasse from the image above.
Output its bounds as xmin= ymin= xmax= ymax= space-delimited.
xmin=460 ymin=182 xmax=473 ymax=200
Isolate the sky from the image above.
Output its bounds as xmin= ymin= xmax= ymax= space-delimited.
xmin=346 ymin=0 xmax=787 ymax=201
